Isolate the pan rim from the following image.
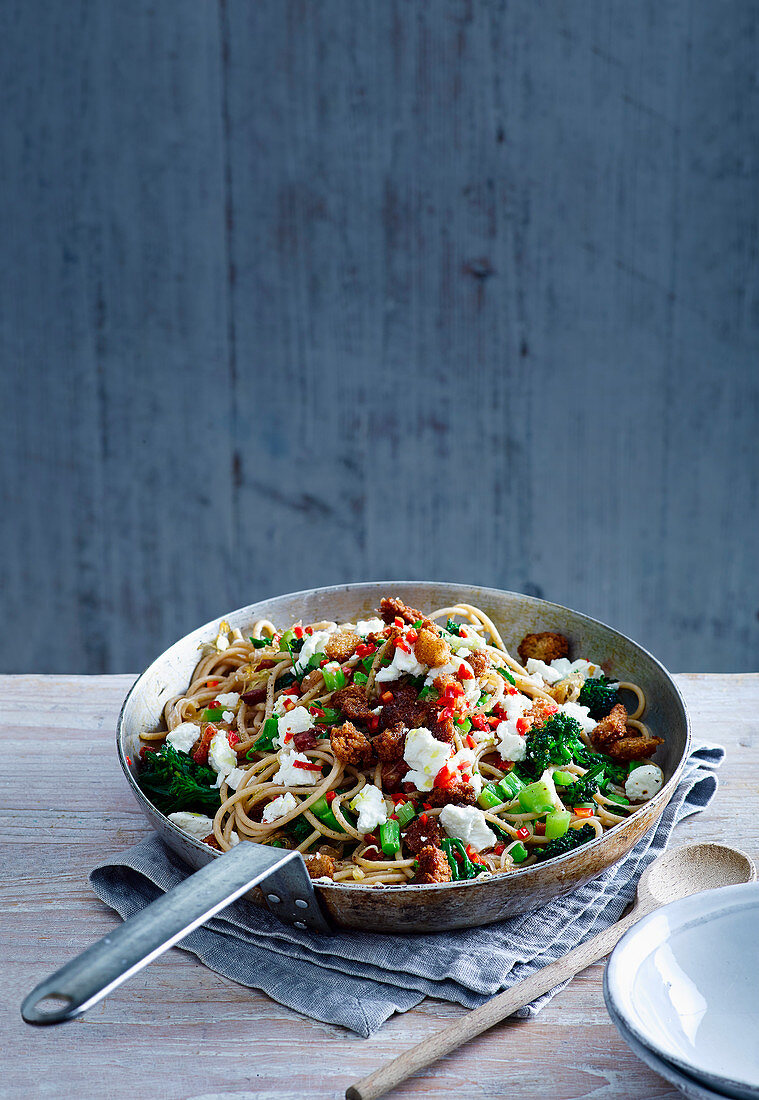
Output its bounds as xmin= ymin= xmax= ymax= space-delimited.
xmin=116 ymin=580 xmax=691 ymax=893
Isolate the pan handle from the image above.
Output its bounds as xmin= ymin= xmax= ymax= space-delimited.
xmin=21 ymin=841 xmax=331 ymax=1025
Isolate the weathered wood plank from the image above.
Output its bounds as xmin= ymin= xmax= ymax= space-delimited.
xmin=1 ymin=672 xmax=756 ymax=1099
xmin=1 ymin=1 xmax=757 ymax=676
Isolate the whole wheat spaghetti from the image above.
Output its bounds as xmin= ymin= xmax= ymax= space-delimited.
xmin=137 ymin=596 xmax=664 ymax=886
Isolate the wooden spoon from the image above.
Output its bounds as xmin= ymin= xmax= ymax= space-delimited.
xmin=346 ymin=842 xmax=755 ymax=1100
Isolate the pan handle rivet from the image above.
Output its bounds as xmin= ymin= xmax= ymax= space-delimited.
xmin=294 ymin=921 xmax=306 ymax=929
xmin=294 ymin=899 xmax=308 ymax=908
xmin=267 ymin=894 xmax=280 ymax=904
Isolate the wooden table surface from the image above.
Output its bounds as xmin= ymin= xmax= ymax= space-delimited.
xmin=2 ymin=673 xmax=757 ymax=1100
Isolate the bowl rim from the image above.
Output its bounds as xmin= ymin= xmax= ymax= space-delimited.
xmin=605 ymin=880 xmax=759 ymax=1095
xmin=117 ymin=579 xmax=692 ymax=894
xmin=604 ymin=993 xmax=730 ymax=1100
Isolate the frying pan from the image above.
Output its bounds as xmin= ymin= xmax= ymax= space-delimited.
xmin=22 ymin=582 xmax=690 ymax=1025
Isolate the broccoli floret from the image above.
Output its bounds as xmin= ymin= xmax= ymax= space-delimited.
xmin=561 ymin=761 xmax=605 ymax=806
xmin=578 ymin=675 xmax=620 ymax=719
xmin=533 ymin=823 xmax=596 ymax=862
xmin=137 ymin=744 xmax=221 ymax=817
xmin=287 ymin=814 xmax=316 ymax=843
xmin=523 ymin=712 xmax=584 ymax=777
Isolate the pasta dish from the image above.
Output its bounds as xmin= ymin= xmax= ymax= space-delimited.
xmin=137 ymin=597 xmax=664 ymax=885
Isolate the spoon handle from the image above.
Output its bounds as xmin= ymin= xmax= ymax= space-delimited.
xmin=346 ymin=903 xmax=649 ymax=1100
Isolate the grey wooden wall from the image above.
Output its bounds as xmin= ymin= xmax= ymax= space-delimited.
xmin=2 ymin=0 xmax=758 ymax=675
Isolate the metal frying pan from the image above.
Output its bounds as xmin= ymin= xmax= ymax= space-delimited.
xmin=22 ymin=582 xmax=689 ymax=1025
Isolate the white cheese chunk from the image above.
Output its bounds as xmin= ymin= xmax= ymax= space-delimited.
xmin=375 ymin=643 xmax=426 ymax=682
xmin=208 ymin=730 xmax=238 ymax=785
xmin=261 ymin=791 xmax=298 ymax=823
xmin=356 ymin=617 xmax=386 ymax=636
xmin=275 ymin=705 xmax=315 ymax=748
xmin=560 ymin=701 xmax=596 ymax=734
xmin=500 ymin=693 xmax=531 ymax=720
xmin=525 ymin=657 xmax=564 ymax=684
xmin=215 ymin=691 xmax=240 ymax=708
xmin=224 ymin=766 xmax=247 ymax=791
xmin=439 ymin=804 xmax=496 ymax=852
xmin=295 ymin=629 xmax=334 ymax=672
xmin=448 ymin=747 xmax=483 ymax=795
xmin=167 ymin=811 xmax=215 ymax=840
xmin=446 ymin=626 xmax=486 ymax=651
xmin=350 ymin=784 xmax=388 ymax=833
xmin=402 ymin=727 xmax=452 ymax=791
xmin=166 ymin=722 xmax=200 ymax=754
xmin=625 ymin=764 xmax=664 ymax=801
xmin=496 ymin=724 xmax=527 ymax=762
xmin=273 ymin=749 xmax=322 ymax=786
xmin=222 ymin=710 xmax=235 ymax=724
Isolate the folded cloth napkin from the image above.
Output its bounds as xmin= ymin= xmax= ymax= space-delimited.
xmin=91 ymin=743 xmax=723 ymax=1037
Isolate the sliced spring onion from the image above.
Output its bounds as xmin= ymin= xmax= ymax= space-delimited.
xmin=395 ymin=801 xmax=416 ymax=828
xmin=518 ymin=780 xmax=557 ymax=815
xmin=510 ymin=842 xmax=529 ymax=864
xmin=544 ymin=810 xmax=572 ymax=839
xmin=322 ymin=665 xmax=346 ymax=692
xmin=379 ymin=819 xmax=401 ymax=856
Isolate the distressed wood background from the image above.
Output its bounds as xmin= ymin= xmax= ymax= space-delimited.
xmin=1 ymin=0 xmax=758 ymax=675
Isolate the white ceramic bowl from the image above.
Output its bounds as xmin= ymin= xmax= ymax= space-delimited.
xmin=605 ymin=1001 xmax=736 ymax=1100
xmin=605 ymin=882 xmax=759 ymax=1100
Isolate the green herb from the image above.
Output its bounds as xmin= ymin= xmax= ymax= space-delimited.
xmin=578 ymin=675 xmax=620 ymax=719
xmin=412 ymin=619 xmax=423 ymax=629
xmin=352 ymin=671 xmax=369 ymax=687
xmin=441 ymin=837 xmax=485 ymax=880
xmin=533 ymin=823 xmax=596 ymax=862
xmin=322 ymin=664 xmax=347 ymax=692
xmin=249 ymin=636 xmax=271 ymax=649
xmin=417 ymin=685 xmax=438 ymax=702
xmin=201 ymin=707 xmax=224 ymax=722
xmin=252 ymin=716 xmax=279 ymax=751
xmin=314 ymin=706 xmax=340 ymax=726
xmin=137 ymin=744 xmax=221 ymax=817
xmin=497 ymin=667 xmax=516 ymax=686
xmin=445 ymin=618 xmax=462 ymax=636
xmin=454 ymin=717 xmax=472 ymax=734
xmin=561 ymin=761 xmax=605 ymax=806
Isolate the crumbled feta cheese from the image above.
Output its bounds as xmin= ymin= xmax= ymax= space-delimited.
xmin=350 ymin=784 xmax=388 ymax=833
xmin=625 ymin=764 xmax=664 ymax=801
xmin=560 ymin=701 xmax=596 ymax=733
xmin=447 ymin=627 xmax=486 ymax=652
xmin=208 ymin=729 xmax=238 ymax=785
xmin=275 ymin=705 xmax=315 ymax=748
xmin=424 ymin=655 xmax=480 ymax=707
xmin=168 ymin=811 xmax=215 ymax=840
xmin=499 ymin=693 xmax=531 ymax=720
xmin=375 ymin=643 xmax=426 ymax=683
xmin=448 ymin=748 xmax=483 ymax=795
xmin=229 ymin=831 xmax=240 ymax=846
xmin=525 ymin=658 xmax=563 ymax=684
xmin=215 ymin=691 xmax=240 ymax=708
xmin=222 ymin=709 xmax=235 ymax=724
xmin=273 ymin=750 xmax=322 ymax=786
xmin=225 ymin=766 xmax=247 ymax=791
xmin=439 ymin=804 xmax=496 ymax=853
xmin=496 ymin=725 xmax=527 ymax=762
xmin=166 ymin=722 xmax=200 ymax=754
xmin=356 ymin=617 xmax=386 ymax=636
xmin=295 ymin=629 xmax=334 ymax=672
xmin=403 ymin=727 xmax=452 ymax=791
xmin=261 ymin=791 xmax=298 ymax=823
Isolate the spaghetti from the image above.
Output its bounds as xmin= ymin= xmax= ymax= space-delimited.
xmin=137 ymin=597 xmax=664 ymax=885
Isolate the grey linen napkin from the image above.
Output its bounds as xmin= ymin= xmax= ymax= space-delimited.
xmin=91 ymin=743 xmax=723 ymax=1037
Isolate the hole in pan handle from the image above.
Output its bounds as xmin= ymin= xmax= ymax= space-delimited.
xmin=21 ymin=841 xmax=331 ymax=1026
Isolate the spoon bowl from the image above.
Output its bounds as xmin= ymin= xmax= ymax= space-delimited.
xmin=635 ymin=842 xmax=755 ymax=909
